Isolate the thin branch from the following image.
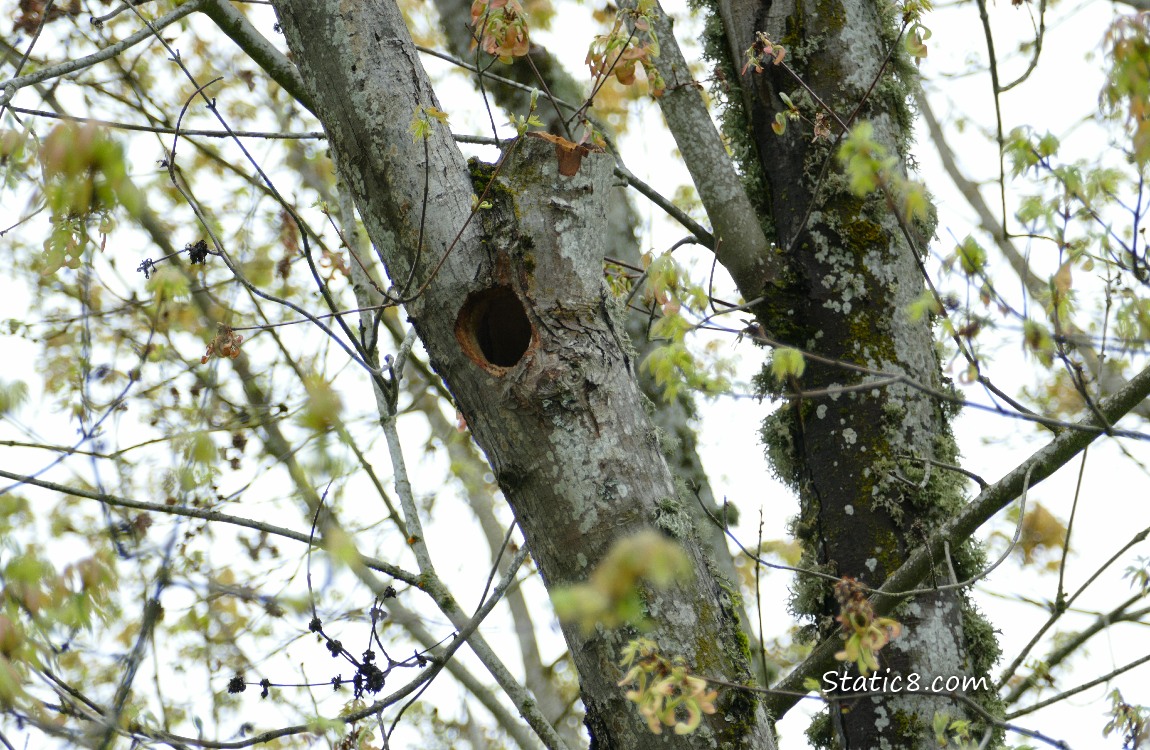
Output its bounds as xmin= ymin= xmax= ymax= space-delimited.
xmin=999 ymin=0 xmax=1048 ymax=92
xmin=377 ymin=335 xmax=571 ymax=750
xmin=996 ymin=523 xmax=1150 ymax=692
xmin=199 ymin=0 xmax=317 ymax=114
xmin=764 ymin=360 xmax=1150 ymax=719
xmin=616 ymin=0 xmax=778 ymax=294
xmin=0 ymin=468 xmax=421 ymax=586
xmin=710 ymin=678 xmax=1075 ymax=750
xmin=917 ymin=89 xmax=1150 ymax=420
xmin=7 ymin=105 xmax=324 ymax=137
xmin=1005 ymin=598 xmax=1150 ymax=707
xmin=1006 ymin=651 xmax=1150 ymax=720
xmin=974 ymin=0 xmax=1010 ymax=249
xmin=728 ymin=323 xmax=1150 ymax=441
xmin=140 ymin=546 xmax=530 ymax=750
xmin=0 ymin=0 xmax=208 ymax=105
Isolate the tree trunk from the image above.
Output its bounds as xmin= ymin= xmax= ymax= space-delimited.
xmin=608 ymin=0 xmax=1000 ymax=744
xmin=430 ymin=0 xmax=768 ymax=681
xmin=707 ymin=0 xmax=1000 ymax=745
xmin=271 ymin=2 xmax=777 ymax=747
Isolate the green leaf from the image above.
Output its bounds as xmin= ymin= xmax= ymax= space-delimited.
xmin=955 ymin=236 xmax=986 ymax=276
xmin=187 ymin=432 xmax=218 ymax=465
xmin=904 ymin=24 xmax=931 ymax=59
xmin=1023 ymin=320 xmax=1055 ymax=367
xmin=1036 ymin=132 xmax=1060 ymax=158
xmin=145 ymin=267 xmax=191 ymax=303
xmin=0 ymin=380 xmax=29 ymax=417
xmin=900 ymin=181 xmax=930 ymax=223
xmin=770 ymin=348 xmax=805 ymax=381
xmin=299 ymin=375 xmax=343 ymax=432
xmin=907 ymin=290 xmax=943 ymax=321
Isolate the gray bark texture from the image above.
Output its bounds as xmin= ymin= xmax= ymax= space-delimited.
xmin=431 ymin=0 xmax=769 ymax=685
xmin=271 ymin=1 xmax=777 ymax=747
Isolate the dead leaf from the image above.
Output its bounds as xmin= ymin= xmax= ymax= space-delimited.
xmin=528 ymin=131 xmax=601 ymax=176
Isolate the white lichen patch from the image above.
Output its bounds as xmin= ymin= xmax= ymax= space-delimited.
xmin=842 ymin=427 xmax=858 ymax=445
xmin=816 ymin=404 xmax=828 ymax=419
xmin=873 ymin=704 xmax=889 ymax=731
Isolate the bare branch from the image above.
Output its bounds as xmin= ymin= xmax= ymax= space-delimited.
xmin=199 ymin=0 xmax=317 ymax=114
xmin=0 ymin=0 xmax=208 ymax=105
xmin=765 ymin=360 xmax=1150 ymax=718
xmin=616 ymin=0 xmax=778 ymax=295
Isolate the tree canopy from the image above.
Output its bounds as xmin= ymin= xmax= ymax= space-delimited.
xmin=1 ymin=0 xmax=1149 ymax=748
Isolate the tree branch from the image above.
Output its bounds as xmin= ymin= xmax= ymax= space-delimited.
xmin=0 ymin=0 xmax=208 ymax=106
xmin=765 ymin=360 xmax=1150 ymax=718
xmin=916 ymin=90 xmax=1150 ymax=420
xmin=0 ymin=468 xmax=420 ymax=586
xmin=616 ymin=0 xmax=778 ymax=295
xmin=199 ymin=0 xmax=317 ymax=115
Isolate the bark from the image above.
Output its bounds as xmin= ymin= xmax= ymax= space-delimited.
xmin=271 ymin=2 xmax=776 ymax=747
xmin=332 ymin=161 xmax=579 ymax=746
xmin=623 ymin=0 xmax=994 ymax=744
xmin=431 ymin=0 xmax=768 ymax=682
xmin=708 ymin=0 xmax=992 ymax=744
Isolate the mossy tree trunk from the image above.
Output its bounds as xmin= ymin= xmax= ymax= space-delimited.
xmin=272 ymin=2 xmax=777 ymax=747
xmin=612 ymin=0 xmax=1000 ymax=745
xmin=707 ymin=0 xmax=998 ymax=745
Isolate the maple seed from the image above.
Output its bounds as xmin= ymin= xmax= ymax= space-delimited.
xmin=201 ymin=324 xmax=245 ymax=364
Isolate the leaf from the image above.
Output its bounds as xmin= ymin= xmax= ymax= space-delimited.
xmin=422 ymin=106 xmax=449 ymax=124
xmin=1036 ymin=131 xmax=1060 ymax=158
xmin=900 ymin=181 xmax=930 ymax=223
xmin=323 ymin=525 xmax=362 ymax=570
xmin=409 ymin=105 xmax=450 ymax=142
xmin=1023 ymin=320 xmax=1055 ymax=367
xmin=300 ymin=375 xmax=343 ymax=432
xmin=529 ymin=131 xmax=597 ymax=176
xmin=551 ymin=531 xmax=692 ymax=633
xmin=187 ymin=432 xmax=218 ymax=465
xmin=955 ymin=236 xmax=987 ymax=276
xmin=770 ymin=348 xmax=805 ymax=381
xmin=1052 ymin=260 xmax=1073 ymax=296
xmin=0 ymin=380 xmax=29 ymax=417
xmin=907 ymin=290 xmax=943 ymax=321
xmin=904 ymin=24 xmax=931 ymax=60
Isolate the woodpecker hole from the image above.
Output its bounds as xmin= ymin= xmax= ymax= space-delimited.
xmin=455 ymin=286 xmax=533 ymax=370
